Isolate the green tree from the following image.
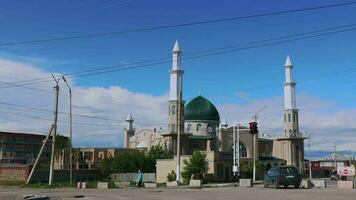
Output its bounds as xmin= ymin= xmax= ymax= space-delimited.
xmin=181 ymin=151 xmax=209 ymax=184
xmin=101 ymin=146 xmax=173 ymax=174
xmin=54 ymin=134 xmax=69 ymax=156
xmin=148 ymin=145 xmax=173 ymax=160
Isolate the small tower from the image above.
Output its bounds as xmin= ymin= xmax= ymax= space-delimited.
xmin=124 ymin=113 xmax=135 ymax=148
xmin=283 ymin=56 xmax=299 ymax=137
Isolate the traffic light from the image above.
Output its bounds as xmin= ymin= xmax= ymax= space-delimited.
xmin=249 ymin=122 xmax=258 ymax=134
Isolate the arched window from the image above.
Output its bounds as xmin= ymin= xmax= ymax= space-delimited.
xmin=172 ymin=106 xmax=176 ymax=115
xmin=207 ymin=125 xmax=213 ymax=133
xmin=240 ymin=143 xmax=247 ymax=158
xmin=186 ymin=124 xmax=192 ymax=133
xmin=197 ymin=124 xmax=202 ymax=132
xmin=230 ymin=142 xmax=248 ymax=158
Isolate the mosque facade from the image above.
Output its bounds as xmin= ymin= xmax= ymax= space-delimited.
xmin=124 ymin=41 xmax=305 ymax=182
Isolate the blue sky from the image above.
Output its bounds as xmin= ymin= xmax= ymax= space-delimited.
xmin=1 ymin=0 xmax=356 ymax=105
xmin=1 ymin=0 xmax=356 ymax=150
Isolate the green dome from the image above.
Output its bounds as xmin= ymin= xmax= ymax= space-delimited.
xmin=185 ymin=95 xmax=220 ymax=121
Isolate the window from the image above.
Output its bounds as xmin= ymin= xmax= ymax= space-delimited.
xmin=186 ymin=124 xmax=192 ymax=133
xmin=172 ymin=106 xmax=176 ymax=115
xmin=288 ymin=113 xmax=291 ymax=122
xmin=293 ymin=113 xmax=296 ymax=122
xmin=240 ymin=143 xmax=247 ymax=158
xmin=284 ymin=114 xmax=286 ymax=122
xmin=197 ymin=124 xmax=202 ymax=132
xmin=207 ymin=125 xmax=213 ymax=133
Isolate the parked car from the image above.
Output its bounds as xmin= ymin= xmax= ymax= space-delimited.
xmin=264 ymin=166 xmax=302 ymax=188
xmin=331 ymin=170 xmax=339 ymax=181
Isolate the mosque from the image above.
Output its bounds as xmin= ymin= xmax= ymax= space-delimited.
xmin=124 ymin=41 xmax=305 ymax=183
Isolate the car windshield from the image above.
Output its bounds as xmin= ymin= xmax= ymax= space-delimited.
xmin=279 ymin=167 xmax=297 ymax=175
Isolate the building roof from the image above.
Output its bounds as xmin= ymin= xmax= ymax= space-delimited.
xmin=184 ymin=95 xmax=220 ymax=122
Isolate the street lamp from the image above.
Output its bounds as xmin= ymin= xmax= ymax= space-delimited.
xmin=62 ymin=76 xmax=73 ymax=185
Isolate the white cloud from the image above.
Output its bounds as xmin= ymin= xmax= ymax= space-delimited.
xmin=1 ymin=57 xmax=356 ymax=152
xmin=0 ymin=58 xmax=168 ymax=147
xmin=217 ymin=94 xmax=356 ymax=151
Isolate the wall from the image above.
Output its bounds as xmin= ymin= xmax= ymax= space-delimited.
xmin=28 ymin=170 xmax=102 ymax=183
xmin=110 ymin=173 xmax=156 ymax=182
xmin=156 ymin=151 xmax=231 ymax=183
xmin=0 ymin=164 xmax=29 ymax=182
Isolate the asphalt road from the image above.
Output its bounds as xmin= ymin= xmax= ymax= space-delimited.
xmin=1 ymin=185 xmax=355 ymax=200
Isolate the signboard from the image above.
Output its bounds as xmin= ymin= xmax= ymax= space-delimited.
xmin=233 ymin=166 xmax=238 ymax=173
xmin=337 ymin=166 xmax=355 ymax=177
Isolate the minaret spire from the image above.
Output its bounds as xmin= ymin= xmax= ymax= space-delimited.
xmin=170 ymin=40 xmax=183 ymax=100
xmin=283 ymin=56 xmax=299 ymax=137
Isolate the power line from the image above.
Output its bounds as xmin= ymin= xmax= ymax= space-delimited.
xmin=0 ymin=109 xmax=123 ymax=127
xmin=0 ymin=1 xmax=355 ymax=46
xmin=0 ymin=101 xmax=121 ymax=122
xmin=0 ymin=101 xmax=165 ymax=124
xmin=1 ymin=23 xmax=355 ymax=89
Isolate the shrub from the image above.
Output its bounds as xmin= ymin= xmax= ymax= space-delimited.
xmin=167 ymin=170 xmax=176 ymax=182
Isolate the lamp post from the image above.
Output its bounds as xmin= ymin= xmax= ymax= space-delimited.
xmin=252 ymin=106 xmax=266 ymax=183
xmin=62 ymin=76 xmax=73 ymax=185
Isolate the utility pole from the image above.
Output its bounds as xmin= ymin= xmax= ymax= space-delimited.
xmin=334 ymin=144 xmax=337 ymax=171
xmin=252 ymin=106 xmax=266 ymax=183
xmin=49 ymin=75 xmax=61 ymax=186
xmin=307 ymin=132 xmax=312 ymax=180
xmin=62 ymin=76 xmax=73 ymax=185
xmin=26 ymin=125 xmax=54 ymax=184
xmin=176 ymin=91 xmax=182 ymax=183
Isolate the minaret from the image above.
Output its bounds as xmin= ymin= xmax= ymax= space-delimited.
xmin=273 ymin=56 xmax=305 ymax=173
xmin=283 ymin=56 xmax=299 ymax=137
xmin=124 ymin=113 xmax=135 ymax=148
xmin=168 ymin=41 xmax=184 ymax=134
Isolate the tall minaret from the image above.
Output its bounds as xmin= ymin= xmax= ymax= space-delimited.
xmin=283 ymin=56 xmax=299 ymax=137
xmin=123 ymin=113 xmax=135 ymax=148
xmin=168 ymin=41 xmax=184 ymax=134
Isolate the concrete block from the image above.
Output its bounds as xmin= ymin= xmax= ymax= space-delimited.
xmin=301 ymin=179 xmax=312 ymax=189
xmin=189 ymin=179 xmax=202 ymax=188
xmin=114 ymin=181 xmax=130 ymax=188
xmin=167 ymin=181 xmax=179 ymax=187
xmin=311 ymin=179 xmax=326 ymax=188
xmin=81 ymin=182 xmax=87 ymax=189
xmin=77 ymin=182 xmax=81 ymax=189
xmin=239 ymin=179 xmax=252 ymax=187
xmin=338 ymin=181 xmax=354 ymax=189
xmin=144 ymin=183 xmax=158 ymax=188
xmin=97 ymin=182 xmax=109 ymax=189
